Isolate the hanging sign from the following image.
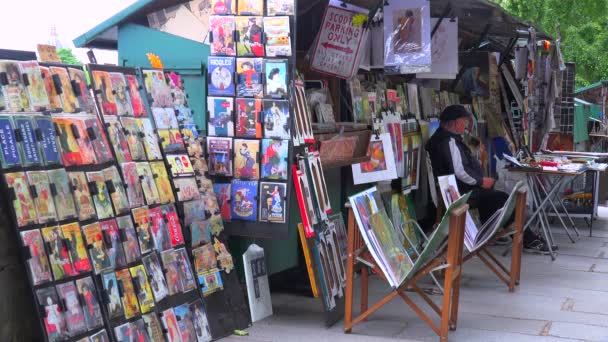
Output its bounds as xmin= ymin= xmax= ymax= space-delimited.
xmin=309 ymin=0 xmax=369 ymax=79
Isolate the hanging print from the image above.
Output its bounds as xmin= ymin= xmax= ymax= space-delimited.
xmin=236 ymin=17 xmax=264 ymax=56
xmin=259 ymin=182 xmax=286 ymax=223
xmin=230 ymin=179 xmax=258 ymax=221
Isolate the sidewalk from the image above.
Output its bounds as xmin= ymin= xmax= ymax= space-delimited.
xmin=226 ymin=214 xmax=608 ymax=342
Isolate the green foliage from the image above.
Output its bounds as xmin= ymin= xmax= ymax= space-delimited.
xmin=56 ymin=48 xmax=82 ymax=66
xmin=493 ymin=0 xmax=608 ymax=88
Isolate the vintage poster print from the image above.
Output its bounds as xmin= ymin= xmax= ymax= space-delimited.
xmin=42 ymin=226 xmax=76 ymax=280
xmin=235 ymin=98 xmax=262 ymax=137
xmin=13 ymin=115 xmax=42 ymax=166
xmin=116 ymin=215 xmax=142 ymax=264
xmin=207 ymin=96 xmax=234 ymax=136
xmin=47 ymin=169 xmax=77 ymax=221
xmin=26 ymin=171 xmax=57 ymax=224
xmin=148 ymin=206 xmax=172 ymax=252
xmin=263 ymin=59 xmax=288 ymax=97
xmin=104 ymin=116 xmax=132 ymax=163
xmin=114 ymin=322 xmax=132 ymax=342
xmin=102 ymin=166 xmax=130 ymax=215
xmin=208 ymin=56 xmax=235 ymax=96
xmin=39 ymin=66 xmax=62 ymax=110
xmin=120 ymin=116 xmax=147 ymax=161
xmin=116 ymin=268 xmax=141 ymax=319
xmin=68 ymin=172 xmax=96 ymax=221
xmin=84 ymin=117 xmax=114 ymax=164
xmin=126 ymin=74 xmax=147 ymax=116
xmin=36 ymin=286 xmax=68 ymax=341
xmin=132 ymin=206 xmax=154 ymax=254
xmin=137 ymin=162 xmax=162 ymax=205
xmin=143 ymin=69 xmax=173 ymax=107
xmin=143 ymin=313 xmax=164 ymax=342
xmin=75 ymin=277 xmax=104 ymax=330
xmin=142 ymin=252 xmax=169 ymax=302
xmin=261 ymin=139 xmax=288 ymax=180
xmin=190 ymin=299 xmax=213 ymax=342
xmin=19 ymin=61 xmax=50 ymax=111
xmin=82 ymin=222 xmax=112 ymax=274
xmin=50 ymin=66 xmax=78 ymax=113
xmin=238 ymin=0 xmax=263 ymax=15
xmin=181 ymin=123 xmax=199 ymax=143
xmin=166 ymin=153 xmax=195 ymax=177
xmin=86 ymin=171 xmax=115 ymax=220
xmin=165 ymin=71 xmax=188 ymax=106
xmin=140 ymin=118 xmax=163 ymax=160
xmin=236 ymin=17 xmax=264 ymax=57
xmin=0 ymin=60 xmax=30 ymax=112
xmin=263 ymin=17 xmax=292 ymax=57
xmin=263 ymin=100 xmax=290 ymax=139
xmin=92 ymin=70 xmax=117 ymax=115
xmin=214 ymin=182 xmax=232 ymax=222
xmin=176 ymin=104 xmax=195 ymax=125
xmin=67 ymin=67 xmax=96 ymax=113
xmin=122 ymin=162 xmax=146 ymax=208
xmin=150 ymin=161 xmax=176 ymax=204
xmin=6 ymin=172 xmax=37 ymax=227
xmin=259 ymin=182 xmax=286 ymax=223
xmin=90 ymin=330 xmax=110 ymax=342
xmin=199 ymin=269 xmax=224 ymax=297
xmin=174 ymin=177 xmax=201 ymax=201
xmin=20 ymin=229 xmax=52 ymax=285
xmin=162 ymin=204 xmax=185 ymax=247
xmin=209 ymin=16 xmax=236 ymax=56
xmin=207 ymin=137 xmax=233 ymax=176
xmin=52 ymin=116 xmax=96 ymax=166
xmin=351 ymin=133 xmax=398 ymax=184
xmin=211 ymin=0 xmax=235 ymax=14
xmin=130 ymin=265 xmax=155 ymax=314
xmin=152 ymin=107 xmax=179 ymax=130
xmin=174 ymin=304 xmax=197 ymax=342
xmin=213 ymin=237 xmax=234 ymax=273
xmin=175 ymin=248 xmax=197 ymax=291
xmin=56 ymin=281 xmax=87 ymax=335
xmin=100 ymin=219 xmax=127 ymax=268
xmin=193 ymin=243 xmax=218 ymax=274
xmin=230 ymin=179 xmax=258 ymax=221
xmin=161 ymin=250 xmax=184 ymax=296
xmin=159 ymin=129 xmax=186 ymax=153
xmin=162 ymin=308 xmax=181 ymax=342
xmin=183 ymin=199 xmax=206 ymax=227
xmin=191 ymin=219 xmax=212 ymax=247
xmin=61 ymin=222 xmax=92 ymax=273
xmin=33 ymin=115 xmax=62 ymax=165
xmin=192 ymin=157 xmax=208 ymax=176
xmin=234 ymin=138 xmax=260 ymax=179
xmin=102 ymin=272 xmax=124 ymax=319
xmin=267 ymin=0 xmax=295 ymax=15
xmin=109 ymin=72 xmax=134 ymax=116
xmin=237 ymin=58 xmax=263 ymax=97
xmin=0 ymin=116 xmax=21 ymax=168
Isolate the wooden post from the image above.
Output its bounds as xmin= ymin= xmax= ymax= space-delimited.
xmin=344 ymin=208 xmax=356 ymax=333
xmin=510 ymin=190 xmax=527 ymax=291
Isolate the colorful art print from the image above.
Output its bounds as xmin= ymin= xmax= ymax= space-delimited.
xmin=116 ymin=268 xmax=141 ymax=319
xmin=47 ymin=169 xmax=78 ymax=220
xmin=116 ymin=215 xmax=142 ymax=264
xmin=191 ymin=157 xmax=208 ymax=176
xmin=26 ymin=171 xmax=57 ymax=223
xmin=82 ymin=222 xmax=111 ymax=274
xmin=261 ymin=139 xmax=288 ymax=180
xmin=61 ymin=222 xmax=92 ymax=273
xmin=193 ymin=243 xmax=217 ymax=274
xmin=20 ymin=229 xmax=52 ymax=285
xmin=213 ymin=237 xmax=234 ymax=273
xmin=150 ymin=161 xmax=176 ymax=204
xmin=91 ymin=70 xmax=117 ymax=115
xmin=263 ymin=17 xmax=292 ymax=57
xmin=267 ymin=0 xmax=295 ymax=15
xmin=159 ymin=129 xmax=186 ymax=153
xmin=238 ymin=0 xmax=263 ymax=15
xmin=203 ymin=190 xmax=221 ymax=215
xmin=152 ymin=107 xmax=179 ymax=130
xmin=67 ymin=67 xmax=95 ymax=113
xmin=101 ymin=272 xmax=123 ymax=319
xmin=209 ymin=212 xmax=225 ymax=237
xmin=235 ymin=98 xmax=262 ymax=137
xmin=13 ymin=115 xmax=42 ymax=166
xmin=199 ymin=269 xmax=224 ymax=297
xmin=209 ymin=16 xmax=236 ymax=56
xmin=104 ymin=116 xmax=132 ymax=163
xmin=36 ymin=286 xmax=68 ymax=341
xmin=166 ymin=153 xmax=195 ymax=177
xmin=234 ymin=138 xmax=260 ymax=179
xmin=68 ymin=172 xmax=96 ymax=221
xmin=148 ymin=206 xmax=172 ymax=252
xmin=264 ymin=60 xmax=288 ymax=98
xmin=191 ymin=220 xmax=211 ymax=247
xmin=174 ymin=304 xmax=197 ymax=342
xmin=132 ymin=206 xmax=153 ymax=253
xmin=162 ymin=308 xmax=182 ymax=342
xmin=236 ymin=17 xmax=264 ymax=56
xmin=207 ymin=137 xmax=233 ymax=176
xmin=84 ymin=117 xmax=114 ymax=163
xmin=211 ymin=0 xmax=236 ymax=14
xmin=50 ymin=67 xmax=78 ymax=113
xmin=101 ymin=166 xmax=129 ymax=215
xmin=182 ymin=199 xmax=206 ymax=227
xmin=19 ymin=61 xmax=50 ymax=111
xmin=172 ymin=177 xmax=201 ymax=201
xmin=136 ymin=162 xmax=161 ymax=205
xmin=190 ymin=299 xmax=213 ymax=342
xmin=120 ymin=116 xmax=147 ymax=160
xmin=230 ymin=179 xmax=258 ymax=221
xmin=140 ymin=118 xmax=164 ymax=160
xmin=165 ymin=71 xmax=188 ymax=106
xmin=176 ymin=105 xmax=194 ymax=125
xmin=158 ymin=204 xmax=183 ymax=247
xmin=33 ymin=115 xmax=62 ymax=165
xmin=213 ymin=183 xmax=231 ymax=222
xmin=308 ymin=151 xmax=332 ymax=215
xmin=143 ymin=69 xmax=173 ymax=107
xmin=263 ymin=100 xmax=290 ymax=139
xmin=207 ymin=96 xmax=234 ymax=136
xmin=90 ymin=330 xmax=110 ymax=342
xmin=108 ymin=72 xmax=134 ymax=116
xmin=114 ymin=322 xmax=133 ymax=341
xmin=142 ymin=252 xmax=169 ymax=302
xmin=160 ymin=250 xmax=184 ymax=295
xmin=121 ymin=162 xmax=146 ymax=208
xmin=126 ymin=74 xmax=147 ymax=116
xmin=42 ymin=226 xmax=77 ymax=280
xmin=181 ymin=124 xmax=199 ymax=143
xmin=0 ymin=60 xmax=30 ymax=112
xmin=86 ymin=171 xmax=114 ymax=220
xmin=259 ymin=182 xmax=286 ymax=222
xmin=176 ymin=248 xmax=197 ymax=291
xmin=53 ymin=116 xmax=97 ymax=166
xmin=207 ymin=56 xmax=235 ymax=96
xmin=143 ymin=313 xmax=164 ymax=342
xmin=75 ymin=277 xmax=104 ymax=330
xmin=130 ymin=265 xmax=155 ymax=313
xmin=383 ymin=0 xmax=432 ymax=69
xmin=56 ymin=281 xmax=87 ymax=335
xmin=0 ymin=116 xmax=21 ymax=168
xmin=39 ymin=66 xmax=62 ymax=111
xmin=100 ymin=219 xmax=127 ymax=267
xmin=132 ymin=318 xmax=152 ymax=341
xmin=5 ymin=172 xmax=37 ymax=227
xmin=352 ymin=133 xmax=398 ymax=185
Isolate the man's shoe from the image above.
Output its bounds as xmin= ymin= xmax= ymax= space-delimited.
xmin=523 ymin=239 xmax=551 ymax=255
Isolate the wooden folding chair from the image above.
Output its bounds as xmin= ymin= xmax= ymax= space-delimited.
xmin=344 ymin=202 xmax=469 ymax=342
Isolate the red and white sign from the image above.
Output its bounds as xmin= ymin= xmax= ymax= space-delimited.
xmin=309 ymin=0 xmax=368 ymax=79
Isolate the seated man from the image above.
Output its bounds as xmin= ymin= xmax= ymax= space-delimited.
xmin=426 ymin=105 xmax=549 ymax=253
